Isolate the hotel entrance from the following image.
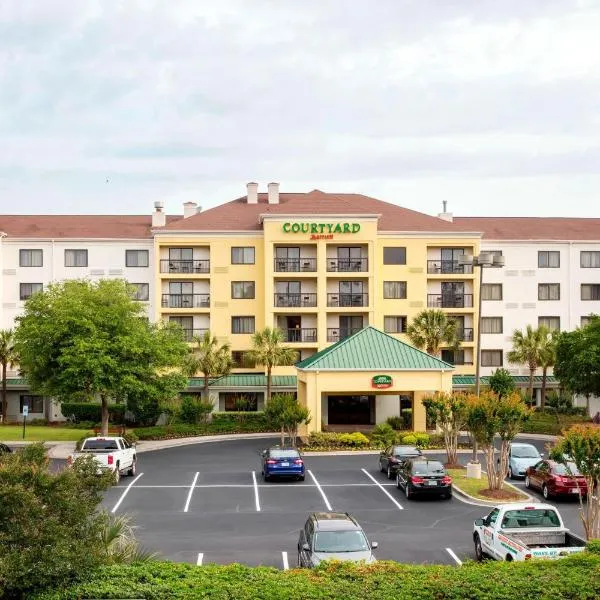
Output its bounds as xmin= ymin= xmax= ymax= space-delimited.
xmin=327 ymin=395 xmax=375 ymax=425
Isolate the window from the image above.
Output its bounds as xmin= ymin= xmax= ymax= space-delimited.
xmin=20 ymin=395 xmax=44 ymax=413
xmin=481 ymin=317 xmax=503 ymax=334
xmin=582 ymin=284 xmax=600 ymax=301
xmin=481 ymin=283 xmax=502 ymax=301
xmin=538 ymin=316 xmax=560 ymax=331
xmin=231 ymin=247 xmax=255 ymax=264
xmin=232 ymin=351 xmax=256 ymax=368
xmin=126 ymin=249 xmax=149 ymax=267
xmin=19 ymin=283 xmax=43 ymax=300
xmin=538 ymin=251 xmax=560 ymax=268
xmin=481 ymin=350 xmax=503 ymax=367
xmin=581 ymin=251 xmax=600 ymax=268
xmin=232 ymin=316 xmax=255 ymax=334
xmin=65 ymin=249 xmax=88 ymax=267
xmin=383 ymin=281 xmax=407 ymax=299
xmin=130 ymin=283 xmax=149 ymax=301
xmin=538 ymin=283 xmax=560 ymax=301
xmin=19 ymin=249 xmax=43 ymax=267
xmin=581 ymin=316 xmax=595 ymax=327
xmin=222 ymin=392 xmax=259 ymax=412
xmin=384 ymin=316 xmax=407 ymax=333
xmin=441 ymin=349 xmax=466 ymax=365
xmin=383 ymin=247 xmax=406 ymax=265
xmin=231 ymin=281 xmax=255 ymax=299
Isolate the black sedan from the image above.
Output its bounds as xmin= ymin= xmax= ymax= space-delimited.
xmin=378 ymin=445 xmax=422 ymax=479
xmin=396 ymin=459 xmax=452 ymax=500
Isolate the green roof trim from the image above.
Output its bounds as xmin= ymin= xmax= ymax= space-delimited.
xmin=453 ymin=375 xmax=559 ymax=385
xmin=296 ymin=326 xmax=454 ymax=371
xmin=208 ymin=374 xmax=297 ymax=387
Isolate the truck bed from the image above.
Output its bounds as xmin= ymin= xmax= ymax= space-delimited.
xmin=506 ymin=530 xmax=585 ymax=549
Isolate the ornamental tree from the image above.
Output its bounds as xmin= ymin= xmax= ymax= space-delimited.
xmin=423 ymin=392 xmax=469 ymax=467
xmin=264 ymin=393 xmax=311 ymax=447
xmin=551 ymin=425 xmax=600 ymax=540
xmin=488 ymin=368 xmax=516 ymax=399
xmin=14 ymin=279 xmax=189 ymax=434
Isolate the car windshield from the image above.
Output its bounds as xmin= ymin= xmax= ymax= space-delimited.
xmin=270 ymin=449 xmax=299 ymax=459
xmin=81 ymin=439 xmax=119 ymax=451
xmin=500 ymin=509 xmax=560 ymax=529
xmin=553 ymin=462 xmax=582 ymax=476
xmin=512 ymin=447 xmax=539 ymax=458
xmin=393 ymin=446 xmax=419 ymax=456
xmin=412 ymin=462 xmax=445 ymax=475
xmin=313 ymin=530 xmax=369 ymax=553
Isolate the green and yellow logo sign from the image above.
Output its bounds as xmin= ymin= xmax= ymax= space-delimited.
xmin=372 ymin=375 xmax=393 ymax=389
xmin=282 ymin=222 xmax=361 ymax=240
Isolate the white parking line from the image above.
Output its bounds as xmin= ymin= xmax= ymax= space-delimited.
xmin=252 ymin=471 xmax=261 ymax=512
xmin=361 ymin=469 xmax=404 ymax=510
xmin=197 ymin=552 xmax=204 ymax=566
xmin=128 ymin=482 xmax=399 ymax=489
xmin=184 ymin=472 xmax=200 ymax=513
xmin=111 ymin=473 xmax=143 ymax=513
xmin=308 ymin=470 xmax=333 ymax=511
xmin=446 ymin=548 xmax=463 ymax=566
xmin=281 ymin=551 xmax=289 ymax=570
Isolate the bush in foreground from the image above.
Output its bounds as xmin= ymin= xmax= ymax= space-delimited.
xmin=31 ymin=555 xmax=600 ymax=600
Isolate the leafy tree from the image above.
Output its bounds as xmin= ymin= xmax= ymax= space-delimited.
xmin=551 ymin=425 xmax=600 ymax=539
xmin=264 ymin=393 xmax=311 ymax=447
xmin=466 ymin=391 xmax=531 ymax=490
xmin=185 ymin=331 xmax=234 ymax=402
xmin=507 ymin=325 xmax=547 ymax=404
xmin=179 ymin=395 xmax=213 ymax=425
xmin=0 ymin=328 xmax=18 ymax=423
xmin=423 ymin=392 xmax=469 ymax=467
xmin=14 ymin=279 xmax=189 ymax=435
xmin=488 ymin=368 xmax=516 ymax=399
xmin=539 ymin=329 xmax=559 ymax=409
xmin=406 ymin=309 xmax=459 ymax=356
xmin=246 ymin=328 xmax=297 ymax=402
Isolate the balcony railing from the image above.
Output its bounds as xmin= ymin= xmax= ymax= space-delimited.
xmin=274 ymin=258 xmax=317 ymax=272
xmin=427 ymin=260 xmax=473 ymax=274
xmin=327 ymin=258 xmax=368 ymax=272
xmin=427 ymin=294 xmax=473 ymax=308
xmin=327 ymin=293 xmax=369 ymax=307
xmin=282 ymin=328 xmax=318 ymax=343
xmin=457 ymin=327 xmax=474 ymax=342
xmin=327 ymin=327 xmax=363 ymax=343
xmin=274 ymin=293 xmax=317 ymax=307
xmin=162 ymin=294 xmax=210 ymax=308
xmin=181 ymin=328 xmax=209 ymax=342
xmin=160 ymin=259 xmax=210 ymax=274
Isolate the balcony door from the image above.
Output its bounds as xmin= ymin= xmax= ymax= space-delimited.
xmin=441 ymin=282 xmax=464 ymax=307
xmin=275 ymin=247 xmax=300 ymax=272
xmin=337 ymin=247 xmax=361 ymax=272
xmin=441 ymin=248 xmax=464 ymax=274
xmin=339 ymin=315 xmax=363 ymax=338
xmin=339 ymin=281 xmax=364 ymax=307
xmin=169 ymin=282 xmax=194 ymax=308
xmin=276 ymin=281 xmax=301 ymax=307
xmin=169 ymin=248 xmax=193 ymax=273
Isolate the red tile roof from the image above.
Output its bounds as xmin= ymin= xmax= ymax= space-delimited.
xmin=159 ymin=190 xmax=464 ymax=232
xmin=0 ymin=215 xmax=182 ymax=239
xmin=453 ymin=217 xmax=600 ymax=241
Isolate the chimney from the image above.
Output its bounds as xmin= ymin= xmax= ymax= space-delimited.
xmin=267 ymin=182 xmax=279 ymax=204
xmin=246 ymin=182 xmax=258 ymax=204
xmin=183 ymin=201 xmax=197 ymax=219
xmin=438 ymin=200 xmax=453 ymax=222
xmin=152 ymin=201 xmax=166 ymax=227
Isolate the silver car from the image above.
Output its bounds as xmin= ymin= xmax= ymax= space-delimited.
xmin=297 ymin=512 xmax=378 ymax=567
xmin=506 ymin=443 xmax=543 ymax=479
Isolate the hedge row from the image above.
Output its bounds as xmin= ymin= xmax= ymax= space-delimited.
xmin=32 ymin=555 xmax=600 ymax=600
xmin=61 ymin=402 xmax=125 ymax=423
xmin=521 ymin=412 xmax=591 ymax=435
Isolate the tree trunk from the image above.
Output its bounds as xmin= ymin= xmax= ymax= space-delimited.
xmin=1 ymin=362 xmax=7 ymax=423
xmin=540 ymin=366 xmax=547 ymax=409
xmin=528 ymin=368 xmax=535 ymax=406
xmin=204 ymin=377 xmax=210 ymax=404
xmin=100 ymin=394 xmax=109 ymax=435
xmin=280 ymin=425 xmax=285 ymax=447
xmin=267 ymin=366 xmax=272 ymax=404
xmin=586 ymin=394 xmax=591 ymax=415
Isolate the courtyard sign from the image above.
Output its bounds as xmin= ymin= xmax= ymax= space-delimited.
xmin=282 ymin=222 xmax=361 ymax=240
xmin=372 ymin=375 xmax=393 ymax=389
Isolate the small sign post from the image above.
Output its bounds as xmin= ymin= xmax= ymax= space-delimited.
xmin=372 ymin=375 xmax=393 ymax=389
xmin=22 ymin=404 xmax=29 ymax=440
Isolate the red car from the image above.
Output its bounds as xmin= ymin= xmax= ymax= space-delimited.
xmin=525 ymin=460 xmax=587 ymax=499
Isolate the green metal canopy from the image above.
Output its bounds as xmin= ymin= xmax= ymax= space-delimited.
xmin=296 ymin=326 xmax=454 ymax=371
xmin=453 ymin=374 xmax=559 ymax=386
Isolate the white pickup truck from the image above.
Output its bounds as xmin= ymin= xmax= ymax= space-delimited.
xmin=69 ymin=436 xmax=137 ymax=483
xmin=473 ymin=503 xmax=586 ymax=562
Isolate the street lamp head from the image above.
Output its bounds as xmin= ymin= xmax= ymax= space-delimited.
xmin=458 ymin=253 xmax=474 ymax=266
xmin=477 ymin=252 xmax=493 ymax=267
xmin=493 ymin=255 xmax=505 ymax=268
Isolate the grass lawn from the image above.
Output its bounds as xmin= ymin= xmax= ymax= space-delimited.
xmin=448 ymin=468 xmax=529 ymax=502
xmin=0 ymin=425 xmax=93 ymax=441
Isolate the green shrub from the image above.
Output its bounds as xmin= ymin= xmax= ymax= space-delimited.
xmin=371 ymin=423 xmax=396 ymax=448
xmin=522 ymin=411 xmax=591 ymax=435
xmin=401 ymin=434 xmax=417 ymax=445
xmin=28 ymin=418 xmax=49 ymax=426
xmin=61 ymin=403 xmax=125 ymax=424
xmin=179 ymin=396 xmax=213 ymax=425
xmin=337 ymin=432 xmax=370 ymax=447
xmin=386 ymin=416 xmax=404 ymax=430
xmin=587 ymin=539 xmax=600 ymax=554
xmin=413 ymin=432 xmax=430 ymax=448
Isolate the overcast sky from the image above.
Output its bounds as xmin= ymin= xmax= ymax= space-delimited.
xmin=1 ymin=0 xmax=599 ymax=218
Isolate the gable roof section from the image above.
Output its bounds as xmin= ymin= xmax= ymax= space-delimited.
xmin=296 ymin=326 xmax=454 ymax=371
xmin=159 ymin=190 xmax=469 ymax=233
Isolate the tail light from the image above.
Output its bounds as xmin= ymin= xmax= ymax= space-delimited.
xmin=107 ymin=454 xmax=114 ymax=465
xmin=266 ymin=459 xmax=277 ymax=464
xmin=294 ymin=459 xmax=304 ymax=465
xmin=524 ymin=554 xmax=532 ymax=560
xmin=67 ymin=456 xmax=73 ymax=466
xmin=555 ymin=476 xmax=567 ymax=483
xmin=411 ymin=476 xmax=425 ymax=484
xmin=442 ymin=476 xmax=452 ymax=484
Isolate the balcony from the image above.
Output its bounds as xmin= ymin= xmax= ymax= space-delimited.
xmin=274 ymin=258 xmax=317 ymax=272
xmin=457 ymin=328 xmax=474 ymax=342
xmin=181 ymin=328 xmax=209 ymax=342
xmin=427 ymin=294 xmax=473 ymax=308
xmin=162 ymin=294 xmax=210 ymax=309
xmin=427 ymin=260 xmax=473 ymax=275
xmin=327 ymin=258 xmax=368 ymax=272
xmin=327 ymin=293 xmax=369 ymax=308
xmin=327 ymin=327 xmax=363 ymax=343
xmin=274 ymin=293 xmax=317 ymax=308
xmin=160 ymin=259 xmax=210 ymax=274
xmin=282 ymin=328 xmax=318 ymax=343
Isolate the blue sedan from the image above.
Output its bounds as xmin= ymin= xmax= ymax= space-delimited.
xmin=261 ymin=447 xmax=305 ymax=481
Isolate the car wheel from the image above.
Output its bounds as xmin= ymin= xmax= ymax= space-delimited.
xmin=263 ymin=471 xmax=269 ymax=481
xmin=405 ymin=484 xmax=412 ymax=499
xmin=297 ymin=552 xmax=302 ymax=567
xmin=128 ymin=459 xmax=136 ymax=477
xmin=508 ymin=466 xmax=514 ymax=480
xmin=387 ymin=465 xmax=393 ymax=480
xmin=542 ymin=484 xmax=550 ymax=499
xmin=396 ymin=473 xmax=402 ymax=489
xmin=525 ymin=475 xmax=531 ymax=489
xmin=380 ymin=460 xmax=385 ymax=473
xmin=443 ymin=491 xmax=452 ymax=500
xmin=298 ymin=475 xmax=305 ymax=482
xmin=113 ymin=466 xmax=120 ymax=485
xmin=474 ymin=534 xmax=484 ymax=562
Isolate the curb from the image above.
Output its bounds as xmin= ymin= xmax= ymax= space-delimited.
xmin=134 ymin=432 xmax=279 ymax=454
xmin=451 ymin=479 xmax=534 ymax=507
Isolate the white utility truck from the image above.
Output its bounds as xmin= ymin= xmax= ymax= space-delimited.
xmin=69 ymin=436 xmax=136 ymax=483
xmin=473 ymin=503 xmax=586 ymax=562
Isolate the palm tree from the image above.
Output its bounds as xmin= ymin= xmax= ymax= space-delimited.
xmin=539 ymin=328 xmax=559 ymax=409
xmin=100 ymin=514 xmax=157 ymax=564
xmin=185 ymin=331 xmax=234 ymax=402
xmin=0 ymin=329 xmax=18 ymax=423
xmin=406 ymin=310 xmax=460 ymax=356
xmin=246 ymin=327 xmax=298 ymax=403
xmin=507 ymin=325 xmax=546 ymax=404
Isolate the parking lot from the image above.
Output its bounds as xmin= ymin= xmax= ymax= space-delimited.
xmin=101 ymin=436 xmax=584 ymax=568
